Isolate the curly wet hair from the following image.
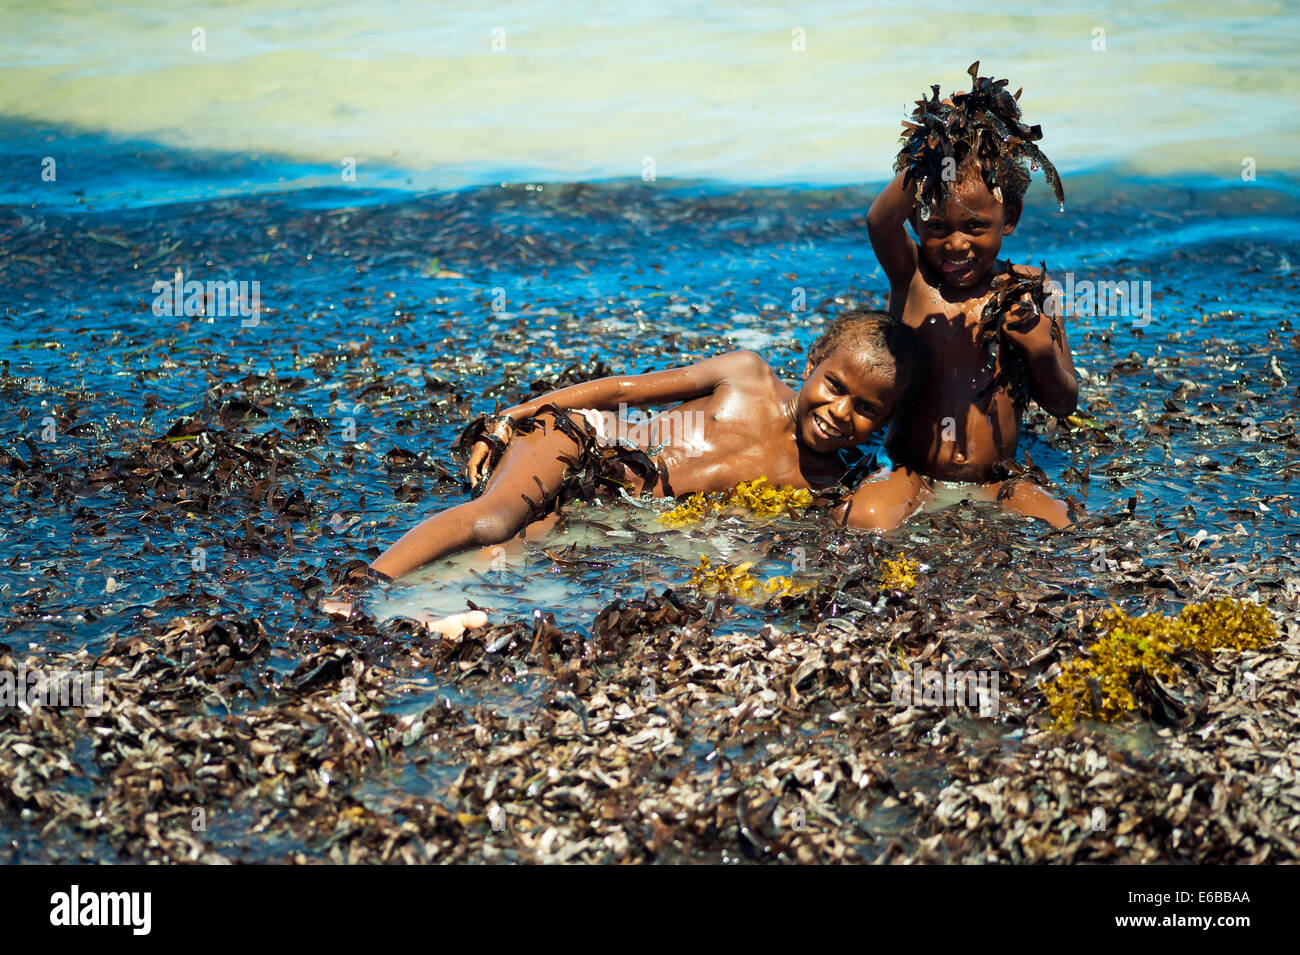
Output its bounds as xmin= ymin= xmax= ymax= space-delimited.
xmin=807 ymin=308 xmax=916 ymax=387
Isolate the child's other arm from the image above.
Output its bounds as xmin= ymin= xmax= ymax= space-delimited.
xmin=867 ymin=171 xmax=920 ymax=305
xmin=1003 ymin=267 xmax=1079 ymax=418
xmin=467 ymin=351 xmax=767 ymax=485
xmin=499 ymin=350 xmax=761 ymax=420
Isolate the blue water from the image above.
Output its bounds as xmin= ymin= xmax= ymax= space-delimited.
xmin=5 ymin=0 xmax=1299 ymax=199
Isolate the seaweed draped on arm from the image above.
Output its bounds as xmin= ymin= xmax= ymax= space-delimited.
xmin=450 ymin=405 xmax=662 ymax=516
xmin=975 ymin=262 xmax=1062 ymax=414
xmin=894 ymin=61 xmax=1065 ymax=217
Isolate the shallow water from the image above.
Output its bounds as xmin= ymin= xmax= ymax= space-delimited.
xmin=2 ymin=169 xmax=1297 ymax=860
xmin=4 ymin=170 xmax=1296 ymax=657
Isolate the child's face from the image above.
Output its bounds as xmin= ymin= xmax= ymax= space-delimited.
xmin=795 ymin=346 xmax=904 ymax=453
xmin=912 ymin=172 xmax=1020 ymax=289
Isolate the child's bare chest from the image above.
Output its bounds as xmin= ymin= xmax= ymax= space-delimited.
xmin=902 ymin=279 xmax=992 ymax=338
xmin=903 ymin=285 xmax=998 ymax=375
xmin=649 ymin=390 xmax=800 ymax=491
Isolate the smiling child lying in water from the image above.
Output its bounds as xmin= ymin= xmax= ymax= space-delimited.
xmin=327 ymin=309 xmax=914 ymax=635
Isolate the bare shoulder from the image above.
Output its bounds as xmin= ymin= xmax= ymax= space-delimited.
xmin=898 ymin=267 xmax=940 ymax=322
xmin=713 ymin=349 xmax=775 ymax=380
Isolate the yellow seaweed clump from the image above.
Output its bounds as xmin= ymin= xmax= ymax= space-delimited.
xmin=879 ymin=555 xmax=920 ymax=591
xmin=657 ymin=477 xmax=813 ymax=528
xmin=1044 ymin=597 xmax=1277 ymax=731
xmin=727 ymin=477 xmax=814 ymax=518
xmin=657 ymin=491 xmax=711 ymax=529
xmin=688 ymin=556 xmax=812 ymax=601
xmin=1175 ymin=598 xmax=1276 ymax=653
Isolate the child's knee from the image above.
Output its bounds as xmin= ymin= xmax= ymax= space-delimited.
xmin=843 ymin=489 xmax=914 ymax=531
xmin=843 ymin=470 xmax=926 ymax=530
xmin=848 ymin=503 xmax=905 ymax=532
xmin=999 ymin=484 xmax=1071 ymax=528
xmin=465 ymin=504 xmax=528 ymax=546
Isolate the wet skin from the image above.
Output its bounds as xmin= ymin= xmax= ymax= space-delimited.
xmin=841 ymin=169 xmax=1080 ymax=531
xmin=371 ymin=346 xmax=905 ymax=580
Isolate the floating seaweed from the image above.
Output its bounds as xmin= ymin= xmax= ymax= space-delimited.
xmin=688 ymin=555 xmax=812 ymax=601
xmin=1 ymin=165 xmax=1298 ymax=867
xmin=658 ymin=477 xmax=814 ymax=528
xmin=879 ymin=555 xmax=921 ymax=591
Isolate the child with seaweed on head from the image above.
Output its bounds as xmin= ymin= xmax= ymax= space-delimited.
xmin=373 ymin=308 xmax=912 ymax=577
xmin=838 ymin=62 xmax=1079 ymax=531
xmin=324 ymin=310 xmax=914 ymax=635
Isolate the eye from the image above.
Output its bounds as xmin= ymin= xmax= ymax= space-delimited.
xmin=826 ymin=376 xmax=845 ymax=394
xmin=854 ymin=399 xmax=876 ymax=416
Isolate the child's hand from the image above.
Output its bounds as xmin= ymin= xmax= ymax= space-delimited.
xmin=466 ymin=416 xmax=514 ymax=488
xmin=1001 ymin=294 xmax=1058 ymax=359
xmin=988 ymin=265 xmax=1059 ymax=360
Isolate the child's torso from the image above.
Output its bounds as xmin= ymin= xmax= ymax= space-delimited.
xmin=888 ymin=267 xmax=1023 ymax=481
xmin=614 ymin=373 xmax=847 ymax=496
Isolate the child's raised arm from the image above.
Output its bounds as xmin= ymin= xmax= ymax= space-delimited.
xmin=467 ymin=350 xmax=767 ymax=486
xmin=867 ymin=170 xmax=920 ymax=305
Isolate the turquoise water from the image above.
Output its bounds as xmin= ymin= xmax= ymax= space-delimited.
xmin=2 ymin=0 xmax=1299 ymax=207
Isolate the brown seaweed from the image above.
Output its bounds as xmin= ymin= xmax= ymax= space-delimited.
xmin=895 ymin=61 xmax=1065 ymax=217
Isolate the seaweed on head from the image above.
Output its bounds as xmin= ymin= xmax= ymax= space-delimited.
xmin=894 ymin=60 xmax=1064 ymax=220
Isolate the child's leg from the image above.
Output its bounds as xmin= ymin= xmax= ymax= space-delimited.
xmin=836 ymin=466 xmax=932 ymax=531
xmin=371 ymin=414 xmax=585 ymax=579
xmin=995 ymin=480 xmax=1073 ymax=528
xmin=458 ymin=510 xmax=565 ymax=571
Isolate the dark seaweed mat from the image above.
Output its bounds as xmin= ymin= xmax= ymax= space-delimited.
xmin=0 ymin=176 xmax=1299 ymax=863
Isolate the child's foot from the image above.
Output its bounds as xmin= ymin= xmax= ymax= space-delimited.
xmin=320 ymin=599 xmax=489 ymax=638
xmin=320 ymin=597 xmax=356 ymax=617
xmin=994 ymin=480 xmax=1073 ymax=527
xmin=414 ymin=609 xmax=489 ymax=638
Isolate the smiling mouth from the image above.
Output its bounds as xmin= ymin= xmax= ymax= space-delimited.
xmin=940 ymin=258 xmax=975 ymax=274
xmin=813 ymin=415 xmax=845 ymax=441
